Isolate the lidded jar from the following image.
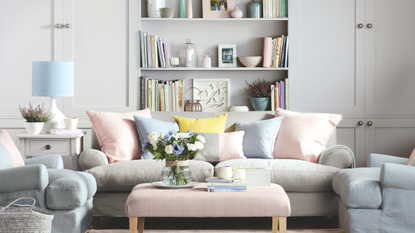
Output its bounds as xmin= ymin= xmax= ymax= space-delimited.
xmin=248 ymin=0 xmax=263 ymax=18
xmin=181 ymin=39 xmax=198 ymax=67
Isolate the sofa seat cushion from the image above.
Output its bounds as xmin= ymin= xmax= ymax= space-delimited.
xmin=88 ymin=160 xmax=214 ymax=192
xmin=216 ymin=159 xmax=339 ymax=192
xmin=333 ymin=167 xmax=382 ymax=209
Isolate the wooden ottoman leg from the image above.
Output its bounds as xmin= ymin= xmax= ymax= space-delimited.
xmin=138 ymin=217 xmax=145 ymax=233
xmin=279 ymin=217 xmax=287 ymax=233
xmin=272 ymin=217 xmax=279 ymax=233
xmin=129 ymin=217 xmax=137 ymax=233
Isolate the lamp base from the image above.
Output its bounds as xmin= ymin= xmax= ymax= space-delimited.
xmin=42 ymin=97 xmax=66 ymax=133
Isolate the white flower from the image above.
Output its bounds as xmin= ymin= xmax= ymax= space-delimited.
xmin=165 ymin=145 xmax=173 ymax=154
xmin=187 ymin=143 xmax=197 ymax=151
xmin=196 ymin=135 xmax=206 ymax=144
xmin=195 ymin=141 xmax=204 ymax=150
xmin=177 ymin=133 xmax=190 ymax=139
xmin=151 ymin=142 xmax=157 ymax=150
xmin=148 ymin=132 xmax=158 ymax=139
xmin=149 ymin=136 xmax=158 ymax=145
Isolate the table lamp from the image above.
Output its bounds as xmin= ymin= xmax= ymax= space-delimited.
xmin=32 ymin=61 xmax=74 ymax=132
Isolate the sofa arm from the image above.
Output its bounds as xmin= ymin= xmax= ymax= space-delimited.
xmin=78 ymin=149 xmax=109 ymax=170
xmin=0 ymin=164 xmax=48 ymax=193
xmin=367 ymin=153 xmax=408 ymax=167
xmin=318 ymin=145 xmax=355 ymax=169
xmin=24 ymin=154 xmax=64 ymax=169
xmin=380 ymin=163 xmax=415 ymax=191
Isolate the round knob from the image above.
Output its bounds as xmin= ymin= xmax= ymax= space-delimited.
xmin=367 ymin=23 xmax=373 ymax=28
xmin=358 ymin=121 xmax=363 ymax=126
xmin=45 ymin=145 xmax=51 ymax=150
xmin=357 ymin=23 xmax=364 ymax=28
xmin=367 ymin=121 xmax=373 ymax=126
xmin=55 ymin=24 xmax=62 ymax=28
xmin=65 ymin=24 xmax=70 ymax=28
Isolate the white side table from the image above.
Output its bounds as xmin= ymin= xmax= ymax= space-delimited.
xmin=16 ymin=132 xmax=85 ymax=170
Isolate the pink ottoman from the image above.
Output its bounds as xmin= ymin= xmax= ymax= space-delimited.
xmin=125 ymin=183 xmax=291 ymax=233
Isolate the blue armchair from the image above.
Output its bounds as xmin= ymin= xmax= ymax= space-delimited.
xmin=333 ymin=153 xmax=415 ymax=233
xmin=0 ymin=129 xmax=97 ymax=233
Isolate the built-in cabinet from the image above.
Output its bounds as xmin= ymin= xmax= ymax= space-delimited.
xmin=290 ymin=0 xmax=415 ymax=166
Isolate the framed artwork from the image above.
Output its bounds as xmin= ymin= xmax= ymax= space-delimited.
xmin=193 ymin=79 xmax=230 ymax=112
xmin=202 ymin=0 xmax=236 ymax=18
xmin=218 ymin=44 xmax=237 ymax=68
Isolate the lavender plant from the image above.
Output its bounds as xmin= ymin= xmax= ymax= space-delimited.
xmin=244 ymin=78 xmax=272 ymax=98
xmin=19 ymin=102 xmax=54 ymax=122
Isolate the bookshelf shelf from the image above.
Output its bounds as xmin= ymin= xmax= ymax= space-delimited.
xmin=141 ymin=18 xmax=288 ymax=22
xmin=140 ymin=68 xmax=289 ymax=71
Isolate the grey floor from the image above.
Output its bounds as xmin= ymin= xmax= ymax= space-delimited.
xmin=94 ymin=216 xmax=339 ymax=230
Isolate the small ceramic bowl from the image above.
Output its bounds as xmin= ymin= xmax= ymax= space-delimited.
xmin=238 ymin=56 xmax=263 ymax=67
xmin=217 ymin=166 xmax=233 ymax=179
xmin=160 ymin=8 xmax=175 ymax=18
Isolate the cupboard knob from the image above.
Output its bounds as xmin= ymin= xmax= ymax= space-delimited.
xmin=367 ymin=23 xmax=373 ymax=28
xmin=55 ymin=24 xmax=63 ymax=28
xmin=65 ymin=24 xmax=70 ymax=28
xmin=46 ymin=145 xmax=51 ymax=150
xmin=358 ymin=121 xmax=363 ymax=126
xmin=357 ymin=23 xmax=364 ymax=28
xmin=367 ymin=121 xmax=373 ymax=126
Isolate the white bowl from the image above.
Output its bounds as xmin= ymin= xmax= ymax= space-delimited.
xmin=238 ymin=56 xmax=263 ymax=67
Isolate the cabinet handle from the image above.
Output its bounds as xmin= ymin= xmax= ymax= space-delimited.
xmin=357 ymin=121 xmax=363 ymax=126
xmin=367 ymin=121 xmax=373 ymax=126
xmin=65 ymin=24 xmax=70 ymax=28
xmin=55 ymin=24 xmax=63 ymax=28
xmin=367 ymin=23 xmax=373 ymax=28
xmin=357 ymin=23 xmax=364 ymax=28
xmin=45 ymin=145 xmax=51 ymax=150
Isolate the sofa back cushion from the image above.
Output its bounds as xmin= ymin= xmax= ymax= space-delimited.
xmin=173 ymin=113 xmax=228 ymax=133
xmin=86 ymin=109 xmax=151 ymax=163
xmin=0 ymin=129 xmax=24 ymax=169
xmin=407 ymin=148 xmax=415 ymax=166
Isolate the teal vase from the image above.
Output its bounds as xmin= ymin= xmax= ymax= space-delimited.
xmin=248 ymin=0 xmax=263 ymax=18
xmin=179 ymin=0 xmax=186 ymax=18
xmin=250 ymin=97 xmax=270 ymax=111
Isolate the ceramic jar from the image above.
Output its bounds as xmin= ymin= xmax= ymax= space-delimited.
xmin=248 ymin=0 xmax=263 ymax=18
xmin=231 ymin=7 xmax=243 ymax=18
xmin=217 ymin=166 xmax=233 ymax=179
xmin=24 ymin=122 xmax=44 ymax=135
xmin=147 ymin=0 xmax=166 ymax=18
xmin=250 ymin=97 xmax=270 ymax=111
xmin=232 ymin=168 xmax=246 ymax=180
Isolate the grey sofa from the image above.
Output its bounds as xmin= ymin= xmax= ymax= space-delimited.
xmin=78 ymin=111 xmax=355 ymax=220
xmin=0 ymin=153 xmax=97 ymax=233
xmin=333 ymin=153 xmax=415 ymax=233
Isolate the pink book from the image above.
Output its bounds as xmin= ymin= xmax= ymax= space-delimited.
xmin=263 ymin=37 xmax=273 ymax=68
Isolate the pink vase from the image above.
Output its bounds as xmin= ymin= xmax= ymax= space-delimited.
xmin=231 ymin=7 xmax=243 ymax=18
xmin=187 ymin=0 xmax=193 ymax=18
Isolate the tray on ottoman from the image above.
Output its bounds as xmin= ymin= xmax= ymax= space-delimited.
xmin=125 ymin=183 xmax=291 ymax=233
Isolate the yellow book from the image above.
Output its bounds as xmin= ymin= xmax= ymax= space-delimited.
xmin=150 ymin=35 xmax=158 ymax=68
xmin=147 ymin=79 xmax=152 ymax=111
xmin=274 ymin=37 xmax=282 ymax=67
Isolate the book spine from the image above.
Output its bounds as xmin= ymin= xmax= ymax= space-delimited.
xmin=155 ymin=80 xmax=159 ymax=111
xmin=152 ymin=79 xmax=156 ymax=110
xmin=140 ymin=76 xmax=145 ymax=109
xmin=146 ymin=35 xmax=152 ymax=68
xmin=164 ymin=43 xmax=171 ymax=68
xmin=281 ymin=80 xmax=285 ymax=109
xmin=274 ymin=37 xmax=282 ymax=67
xmin=172 ymin=82 xmax=176 ymax=112
xmin=158 ymin=83 xmax=164 ymax=111
xmin=263 ymin=37 xmax=273 ymax=68
xmin=270 ymin=85 xmax=275 ymax=111
xmin=148 ymin=79 xmax=152 ymax=111
xmin=144 ymin=76 xmax=148 ymax=109
xmin=150 ymin=35 xmax=158 ymax=68
xmin=157 ymin=37 xmax=165 ymax=68
xmin=285 ymin=78 xmax=289 ymax=110
xmin=207 ymin=183 xmax=247 ymax=187
xmin=279 ymin=35 xmax=285 ymax=67
xmin=140 ymin=31 xmax=146 ymax=68
xmin=164 ymin=82 xmax=169 ymax=111
xmin=207 ymin=188 xmax=247 ymax=192
xmin=284 ymin=36 xmax=289 ymax=67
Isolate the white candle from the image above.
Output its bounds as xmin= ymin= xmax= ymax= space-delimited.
xmin=170 ymin=57 xmax=179 ymax=66
xmin=185 ymin=46 xmax=194 ymax=67
xmin=201 ymin=54 xmax=211 ymax=68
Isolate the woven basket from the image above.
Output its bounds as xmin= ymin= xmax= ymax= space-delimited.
xmin=0 ymin=197 xmax=54 ymax=233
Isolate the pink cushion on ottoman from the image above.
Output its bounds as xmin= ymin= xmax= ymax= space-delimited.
xmin=0 ymin=129 xmax=24 ymax=167
xmin=125 ymin=183 xmax=291 ymax=218
xmin=86 ymin=109 xmax=151 ymax=163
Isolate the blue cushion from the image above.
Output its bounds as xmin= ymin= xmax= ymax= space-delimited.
xmin=235 ymin=116 xmax=283 ymax=159
xmin=133 ymin=115 xmax=179 ymax=159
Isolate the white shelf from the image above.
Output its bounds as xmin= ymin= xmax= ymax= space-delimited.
xmin=141 ymin=68 xmax=289 ymax=71
xmin=141 ymin=18 xmax=288 ymax=21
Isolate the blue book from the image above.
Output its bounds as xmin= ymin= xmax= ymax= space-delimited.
xmin=284 ymin=36 xmax=289 ymax=67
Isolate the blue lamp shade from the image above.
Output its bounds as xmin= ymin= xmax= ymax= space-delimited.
xmin=32 ymin=61 xmax=74 ymax=97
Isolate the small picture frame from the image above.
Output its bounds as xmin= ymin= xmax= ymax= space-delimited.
xmin=218 ymin=44 xmax=237 ymax=68
xmin=202 ymin=0 xmax=236 ymax=18
xmin=193 ymin=79 xmax=230 ymax=112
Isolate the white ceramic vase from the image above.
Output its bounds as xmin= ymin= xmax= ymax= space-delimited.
xmin=217 ymin=166 xmax=233 ymax=179
xmin=147 ymin=0 xmax=166 ymax=18
xmin=232 ymin=168 xmax=246 ymax=180
xmin=24 ymin=122 xmax=44 ymax=135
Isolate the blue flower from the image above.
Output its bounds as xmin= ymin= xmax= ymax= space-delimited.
xmin=142 ymin=140 xmax=150 ymax=152
xmin=172 ymin=141 xmax=184 ymax=155
xmin=186 ymin=129 xmax=193 ymax=136
xmin=163 ymin=130 xmax=177 ymax=145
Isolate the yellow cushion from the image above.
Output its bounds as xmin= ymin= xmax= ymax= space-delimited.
xmin=174 ymin=113 xmax=228 ymax=133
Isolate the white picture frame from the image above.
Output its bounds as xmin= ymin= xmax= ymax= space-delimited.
xmin=218 ymin=44 xmax=237 ymax=68
xmin=192 ymin=79 xmax=230 ymax=112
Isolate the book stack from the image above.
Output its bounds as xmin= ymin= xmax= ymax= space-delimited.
xmin=205 ymin=177 xmax=247 ymax=192
xmin=270 ymin=78 xmax=289 ymax=111
xmin=140 ymin=76 xmax=185 ymax=112
xmin=263 ymin=36 xmax=289 ymax=68
xmin=263 ymin=0 xmax=288 ymax=18
xmin=140 ymin=31 xmax=171 ymax=68
xmin=50 ymin=129 xmax=83 ymax=135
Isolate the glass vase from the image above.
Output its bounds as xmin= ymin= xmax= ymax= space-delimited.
xmin=162 ymin=160 xmax=192 ymax=186
xmin=181 ymin=39 xmax=198 ymax=67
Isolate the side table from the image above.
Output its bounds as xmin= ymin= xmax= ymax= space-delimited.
xmin=16 ymin=132 xmax=85 ymax=170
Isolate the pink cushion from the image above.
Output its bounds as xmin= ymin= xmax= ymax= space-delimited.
xmin=219 ymin=131 xmax=246 ymax=161
xmin=86 ymin=109 xmax=151 ymax=163
xmin=273 ymin=109 xmax=343 ymax=163
xmin=407 ymin=148 xmax=415 ymax=166
xmin=0 ymin=129 xmax=24 ymax=167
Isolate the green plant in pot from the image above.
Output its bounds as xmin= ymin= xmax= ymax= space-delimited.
xmin=245 ymin=78 xmax=272 ymax=111
xmin=19 ymin=102 xmax=54 ymax=135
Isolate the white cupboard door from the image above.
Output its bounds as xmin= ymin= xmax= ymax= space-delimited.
xmin=336 ymin=118 xmax=365 ymax=167
xmin=364 ymin=0 xmax=415 ymax=116
xmin=289 ymin=0 xmax=364 ymax=115
xmin=63 ymin=0 xmax=139 ymax=117
xmin=364 ymin=118 xmax=415 ymax=166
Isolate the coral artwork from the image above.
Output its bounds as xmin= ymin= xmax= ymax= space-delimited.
xmin=193 ymin=79 xmax=230 ymax=112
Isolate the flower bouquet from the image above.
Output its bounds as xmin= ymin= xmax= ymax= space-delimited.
xmin=143 ymin=129 xmax=206 ymax=186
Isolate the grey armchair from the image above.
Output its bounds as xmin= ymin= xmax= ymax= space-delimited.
xmin=333 ymin=153 xmax=415 ymax=233
xmin=0 ymin=138 xmax=97 ymax=233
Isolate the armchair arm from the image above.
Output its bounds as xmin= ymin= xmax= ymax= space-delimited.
xmin=0 ymin=164 xmax=48 ymax=193
xmin=318 ymin=145 xmax=355 ymax=169
xmin=24 ymin=154 xmax=64 ymax=169
xmin=78 ymin=149 xmax=109 ymax=170
xmin=367 ymin=153 xmax=408 ymax=167
xmin=380 ymin=163 xmax=415 ymax=191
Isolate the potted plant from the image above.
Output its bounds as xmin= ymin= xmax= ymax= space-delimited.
xmin=244 ymin=78 xmax=272 ymax=111
xmin=19 ymin=102 xmax=54 ymax=135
